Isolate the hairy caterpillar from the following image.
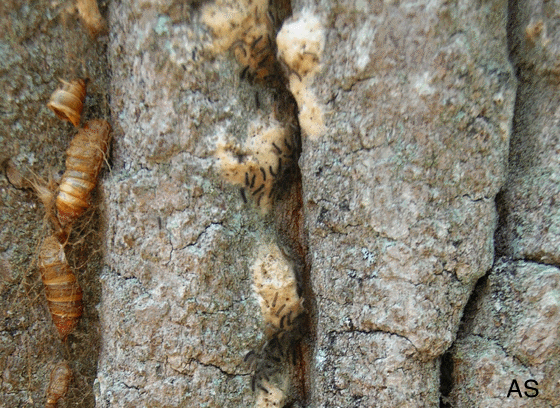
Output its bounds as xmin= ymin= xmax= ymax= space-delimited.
xmin=39 ymin=236 xmax=83 ymax=339
xmin=45 ymin=361 xmax=72 ymax=408
xmin=56 ymin=119 xmax=111 ymax=226
xmin=47 ymin=79 xmax=87 ymax=128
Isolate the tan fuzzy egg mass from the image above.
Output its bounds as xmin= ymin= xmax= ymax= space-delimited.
xmin=252 ymin=243 xmax=304 ymax=332
xmin=276 ymin=11 xmax=326 ymax=139
xmin=289 ymin=77 xmax=326 ymax=140
xmin=276 ymin=11 xmax=325 ymax=79
xmin=215 ymin=116 xmax=294 ymax=209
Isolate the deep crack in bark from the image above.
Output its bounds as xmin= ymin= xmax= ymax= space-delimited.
xmin=439 ymin=0 xmax=522 ymax=405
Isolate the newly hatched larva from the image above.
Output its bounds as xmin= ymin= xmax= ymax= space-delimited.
xmin=47 ymin=79 xmax=87 ymax=127
xmin=202 ymin=0 xmax=283 ymax=86
xmin=245 ymin=336 xmax=284 ymax=393
xmin=39 ymin=236 xmax=83 ymax=339
xmin=234 ymin=28 xmax=282 ymax=86
xmin=45 ymin=361 xmax=72 ymax=408
xmin=245 ymin=333 xmax=296 ymax=406
xmin=56 ymin=119 xmax=111 ymax=226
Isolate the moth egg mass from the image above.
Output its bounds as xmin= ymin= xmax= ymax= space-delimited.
xmin=251 ymin=243 xmax=304 ymax=332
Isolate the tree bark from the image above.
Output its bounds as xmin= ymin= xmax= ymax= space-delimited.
xmin=1 ymin=0 xmax=559 ymax=407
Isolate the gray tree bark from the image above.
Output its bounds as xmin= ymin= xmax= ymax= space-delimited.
xmin=1 ymin=0 xmax=559 ymax=407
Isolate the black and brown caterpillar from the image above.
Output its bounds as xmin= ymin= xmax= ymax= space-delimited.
xmin=56 ymin=119 xmax=111 ymax=227
xmin=39 ymin=236 xmax=83 ymax=339
xmin=45 ymin=361 xmax=72 ymax=408
xmin=47 ymin=79 xmax=87 ymax=128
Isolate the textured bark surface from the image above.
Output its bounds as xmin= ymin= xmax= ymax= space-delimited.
xmin=1 ymin=0 xmax=559 ymax=407
xmin=296 ymin=0 xmax=515 ymax=406
xmin=446 ymin=0 xmax=560 ymax=406
xmin=95 ymin=1 xmax=276 ymax=406
xmin=447 ymin=261 xmax=560 ymax=407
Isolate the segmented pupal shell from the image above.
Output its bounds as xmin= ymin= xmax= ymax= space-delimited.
xmin=76 ymin=0 xmax=106 ymax=37
xmin=47 ymin=79 xmax=87 ymax=127
xmin=56 ymin=119 xmax=111 ymax=226
xmin=39 ymin=236 xmax=83 ymax=339
xmin=45 ymin=361 xmax=72 ymax=408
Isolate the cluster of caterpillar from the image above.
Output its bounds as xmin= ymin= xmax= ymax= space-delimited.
xmin=245 ymin=336 xmax=293 ymax=408
xmin=45 ymin=361 xmax=72 ymax=408
xmin=233 ymin=17 xmax=282 ymax=86
xmin=204 ymin=2 xmax=309 ymax=405
xmin=202 ymin=0 xmax=284 ymax=87
xmin=244 ymin=243 xmax=305 ymax=406
xmin=276 ymin=11 xmax=324 ymax=82
xmin=215 ymin=114 xmax=300 ymax=210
